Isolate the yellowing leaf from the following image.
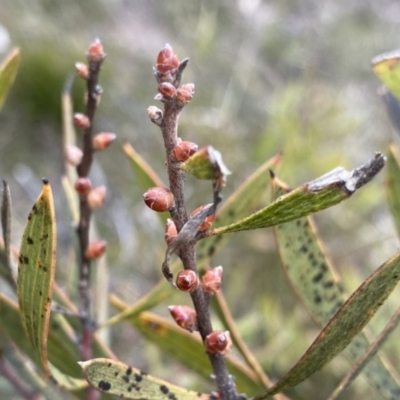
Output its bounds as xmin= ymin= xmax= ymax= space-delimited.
xmin=17 ymin=180 xmax=56 ymax=374
xmin=79 ymin=358 xmax=210 ymax=399
xmin=372 ymin=50 xmax=400 ymax=101
xmin=0 ymin=48 xmax=20 ymax=111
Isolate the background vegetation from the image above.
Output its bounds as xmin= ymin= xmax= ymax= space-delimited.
xmin=1 ymin=1 xmax=400 ymax=399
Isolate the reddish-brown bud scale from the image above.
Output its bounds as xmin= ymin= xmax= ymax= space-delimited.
xmin=171 ymin=141 xmax=198 ymax=162
xmin=143 ymin=187 xmax=175 ymax=212
xmin=93 ymin=132 xmax=116 ymax=151
xmin=87 ymin=38 xmax=105 ymax=63
xmin=65 ymin=145 xmax=83 ymax=166
xmin=165 ymin=219 xmax=178 ymax=246
xmin=88 ymin=186 xmax=106 ymax=209
xmin=201 ymin=266 xmax=223 ymax=295
xmin=156 ymin=44 xmax=179 ymax=74
xmin=176 ymin=270 xmax=199 ymax=292
xmin=85 ymin=240 xmax=107 ymax=260
xmin=176 ymin=83 xmax=195 ymax=104
xmin=190 ymin=204 xmax=216 ymax=232
xmin=158 ymin=82 xmax=177 ymax=99
xmin=73 ymin=113 xmax=90 ymax=129
xmin=74 ymin=177 xmax=92 ymax=196
xmin=204 ymin=330 xmax=231 ymax=355
xmin=168 ymin=305 xmax=198 ymax=332
xmin=75 ymin=62 xmax=89 ymax=79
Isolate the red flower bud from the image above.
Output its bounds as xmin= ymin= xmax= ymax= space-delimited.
xmin=93 ymin=132 xmax=116 ymax=151
xmin=87 ymin=38 xmax=105 ymax=63
xmin=85 ymin=240 xmax=107 ymax=260
xmin=156 ymin=43 xmax=179 ymax=74
xmin=171 ymin=141 xmax=198 ymax=162
xmin=158 ymin=82 xmax=177 ymax=99
xmin=75 ymin=62 xmax=89 ymax=79
xmin=143 ymin=187 xmax=175 ymax=212
xmin=204 ymin=330 xmax=231 ymax=355
xmin=74 ymin=113 xmax=90 ymax=129
xmin=65 ymin=145 xmax=83 ymax=166
xmin=87 ymin=186 xmax=106 ymax=209
xmin=176 ymin=83 xmax=195 ymax=104
xmin=165 ymin=219 xmax=178 ymax=246
xmin=74 ymin=177 xmax=92 ymax=195
xmin=201 ymin=266 xmax=223 ymax=295
xmin=190 ymin=204 xmax=215 ymax=232
xmin=168 ymin=305 xmax=197 ymax=332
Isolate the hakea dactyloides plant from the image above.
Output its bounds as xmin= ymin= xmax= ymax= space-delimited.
xmin=4 ymin=40 xmax=400 ymax=400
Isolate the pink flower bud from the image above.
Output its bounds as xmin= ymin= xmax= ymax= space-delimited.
xmin=87 ymin=186 xmax=106 ymax=209
xmin=74 ymin=177 xmax=92 ymax=196
xmin=201 ymin=266 xmax=223 ymax=295
xmin=87 ymin=38 xmax=105 ymax=63
xmin=73 ymin=113 xmax=90 ymax=129
xmin=176 ymin=83 xmax=195 ymax=104
xmin=156 ymin=44 xmax=179 ymax=74
xmin=158 ymin=82 xmax=177 ymax=99
xmin=65 ymin=145 xmax=83 ymax=166
xmin=75 ymin=62 xmax=89 ymax=79
xmin=85 ymin=240 xmax=107 ymax=260
xmin=93 ymin=133 xmax=116 ymax=151
xmin=205 ymin=331 xmax=231 ymax=355
xmin=176 ymin=270 xmax=199 ymax=292
xmin=168 ymin=305 xmax=197 ymax=332
xmin=143 ymin=187 xmax=175 ymax=212
xmin=190 ymin=204 xmax=215 ymax=232
xmin=165 ymin=219 xmax=178 ymax=246
xmin=171 ymin=141 xmax=198 ymax=162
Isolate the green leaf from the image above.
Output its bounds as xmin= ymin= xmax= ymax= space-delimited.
xmin=0 ymin=48 xmax=20 ymax=111
xmin=1 ymin=180 xmax=14 ymax=287
xmin=210 ymin=153 xmax=385 ymax=236
xmin=196 ymin=154 xmax=280 ymax=266
xmin=17 ymin=180 xmax=56 ymax=374
xmin=273 ymin=179 xmax=400 ymax=400
xmin=385 ymin=144 xmax=400 ymax=236
xmin=372 ymin=50 xmax=400 ymax=101
xmin=254 ymin=252 xmax=400 ymax=399
xmin=79 ymin=357 xmax=211 ymax=399
xmin=110 ymin=297 xmax=263 ymax=396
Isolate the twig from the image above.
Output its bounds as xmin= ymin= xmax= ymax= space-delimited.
xmin=155 ymin=48 xmax=243 ymax=399
xmin=0 ymin=355 xmax=40 ymax=400
xmin=75 ymin=39 xmax=105 ymax=400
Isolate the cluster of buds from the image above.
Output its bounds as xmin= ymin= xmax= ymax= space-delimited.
xmin=205 ymin=330 xmax=231 ymax=355
xmin=154 ymin=44 xmax=195 ymax=106
xmin=70 ymin=39 xmax=110 ymax=263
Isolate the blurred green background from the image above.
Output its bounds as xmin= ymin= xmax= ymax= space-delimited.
xmin=2 ymin=0 xmax=400 ymax=399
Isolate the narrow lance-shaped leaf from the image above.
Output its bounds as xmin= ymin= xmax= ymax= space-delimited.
xmin=1 ymin=180 xmax=15 ymax=286
xmin=79 ymin=358 xmax=211 ymax=399
xmin=273 ymin=177 xmax=400 ymax=400
xmin=0 ymin=48 xmax=20 ymax=111
xmin=110 ymin=297 xmax=263 ymax=396
xmin=372 ymin=50 xmax=400 ymax=101
xmin=385 ymin=144 xmax=400 ymax=237
xmin=17 ymin=179 xmax=56 ymax=375
xmin=210 ymin=153 xmax=385 ymax=235
xmin=254 ymin=252 xmax=400 ymax=399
